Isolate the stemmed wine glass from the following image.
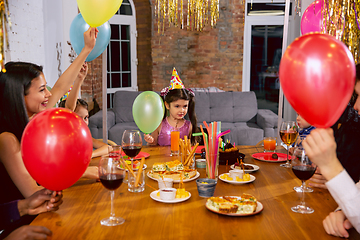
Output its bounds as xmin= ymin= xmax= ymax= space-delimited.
xmin=293 ymin=136 xmax=313 ymax=192
xmin=99 ymin=156 xmax=126 ymax=226
xmin=279 ymin=121 xmax=298 ymax=168
xmin=121 ymin=130 xmax=142 ymax=171
xmin=291 ymin=146 xmax=316 ymax=214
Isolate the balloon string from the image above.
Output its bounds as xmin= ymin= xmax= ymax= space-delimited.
xmin=354 ymin=2 xmax=360 ymax=31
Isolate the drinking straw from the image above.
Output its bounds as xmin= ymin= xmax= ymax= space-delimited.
xmin=193 ymin=127 xmax=210 ymax=177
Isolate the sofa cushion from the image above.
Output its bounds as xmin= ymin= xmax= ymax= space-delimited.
xmin=194 ymin=91 xmax=210 ymax=124
xmin=113 ymin=91 xmax=141 ymax=123
xmin=233 ymin=91 xmax=258 ymax=122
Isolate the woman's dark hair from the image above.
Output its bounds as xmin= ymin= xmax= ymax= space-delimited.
xmin=163 ymin=88 xmax=198 ymax=143
xmin=0 ymin=61 xmax=43 ymax=141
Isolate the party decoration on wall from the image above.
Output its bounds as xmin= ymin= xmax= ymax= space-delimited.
xmin=21 ymin=108 xmax=93 ymax=191
xmin=0 ymin=0 xmax=11 ymax=72
xmin=279 ymin=33 xmax=355 ymax=128
xmin=301 ymin=0 xmax=323 ymax=35
xmin=70 ymin=13 xmax=111 ymax=62
xmin=154 ymin=0 xmax=219 ymax=33
xmin=321 ymin=0 xmax=360 ymax=63
xmin=133 ymin=91 xmax=165 ymax=134
xmin=76 ymin=0 xmax=123 ymax=27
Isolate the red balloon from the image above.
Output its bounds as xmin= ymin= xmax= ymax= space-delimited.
xmin=21 ymin=108 xmax=93 ymax=190
xmin=279 ymin=33 xmax=355 ymax=128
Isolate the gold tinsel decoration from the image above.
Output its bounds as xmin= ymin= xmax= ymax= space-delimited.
xmin=154 ymin=0 xmax=219 ymax=33
xmin=322 ymin=0 xmax=360 ymax=63
xmin=0 ymin=0 xmax=11 ymax=72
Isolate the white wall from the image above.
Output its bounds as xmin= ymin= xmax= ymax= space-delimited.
xmin=7 ymin=0 xmax=78 ymax=88
xmin=7 ymin=0 xmax=46 ymax=66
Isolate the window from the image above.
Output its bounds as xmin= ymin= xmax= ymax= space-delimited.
xmin=107 ymin=0 xmax=137 ymax=108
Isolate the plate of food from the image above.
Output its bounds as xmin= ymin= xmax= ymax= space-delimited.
xmin=230 ymin=163 xmax=259 ymax=173
xmin=121 ymin=151 xmax=150 ymax=160
xmin=252 ymin=152 xmax=289 ymax=162
xmin=219 ymin=173 xmax=256 ymax=185
xmin=150 ymin=189 xmax=191 ymax=203
xmin=147 ymin=160 xmax=200 ymax=183
xmin=206 ymin=194 xmax=263 ymax=216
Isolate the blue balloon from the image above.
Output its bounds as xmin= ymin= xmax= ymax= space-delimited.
xmin=70 ymin=13 xmax=111 ymax=62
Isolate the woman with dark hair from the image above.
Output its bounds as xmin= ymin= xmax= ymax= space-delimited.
xmin=0 ymin=27 xmax=97 ymax=205
xmin=144 ymin=69 xmax=198 ymax=145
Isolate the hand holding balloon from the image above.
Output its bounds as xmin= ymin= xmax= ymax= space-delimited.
xmin=133 ymin=91 xmax=165 ymax=134
xmin=70 ymin=13 xmax=111 ymax=62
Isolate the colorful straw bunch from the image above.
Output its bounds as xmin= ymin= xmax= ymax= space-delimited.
xmin=193 ymin=121 xmax=230 ymax=179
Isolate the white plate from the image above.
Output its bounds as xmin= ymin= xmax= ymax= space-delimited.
xmin=118 ymin=164 xmax=147 ymax=171
xmin=219 ymin=173 xmax=256 ymax=185
xmin=147 ymin=171 xmax=200 ymax=183
xmin=150 ymin=190 xmax=191 ymax=203
xmin=206 ymin=198 xmax=263 ymax=216
xmin=230 ymin=164 xmax=259 ymax=173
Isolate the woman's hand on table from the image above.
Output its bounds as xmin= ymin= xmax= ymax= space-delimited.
xmin=4 ymin=225 xmax=52 ymax=240
xmin=308 ymin=168 xmax=327 ymax=189
xmin=82 ymin=166 xmax=99 ymax=180
xmin=323 ymin=210 xmax=353 ymax=238
xmin=19 ymin=189 xmax=63 ymax=216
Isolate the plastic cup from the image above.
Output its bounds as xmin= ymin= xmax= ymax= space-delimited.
xmin=263 ymin=137 xmax=276 ymax=152
xmin=170 ymin=130 xmax=180 ymax=156
xmin=157 ymin=178 xmax=173 ymax=189
xmin=128 ymin=169 xmax=145 ymax=192
xmin=196 ymin=178 xmax=217 ymax=197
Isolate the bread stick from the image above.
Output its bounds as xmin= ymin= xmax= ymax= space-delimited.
xmin=135 ymin=157 xmax=146 ymax=187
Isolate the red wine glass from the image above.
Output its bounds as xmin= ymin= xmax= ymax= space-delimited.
xmin=99 ymin=156 xmax=126 ymax=226
xmin=293 ymin=136 xmax=313 ymax=193
xmin=291 ymin=146 xmax=316 ymax=214
xmin=279 ymin=121 xmax=298 ymax=168
xmin=121 ymin=130 xmax=142 ymax=170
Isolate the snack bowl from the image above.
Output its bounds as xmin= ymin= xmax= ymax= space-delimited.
xmin=229 ymin=169 xmax=243 ymax=179
xmin=157 ymin=178 xmax=174 ymax=189
xmin=196 ymin=159 xmax=206 ymax=168
xmin=159 ymin=188 xmax=177 ymax=200
xmin=196 ymin=178 xmax=217 ymax=198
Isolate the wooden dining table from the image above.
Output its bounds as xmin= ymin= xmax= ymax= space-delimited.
xmin=31 ymin=145 xmax=360 ymax=239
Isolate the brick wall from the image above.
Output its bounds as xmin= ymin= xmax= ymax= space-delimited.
xmin=151 ymin=0 xmax=244 ymax=92
xmin=82 ymin=0 xmax=244 ymax=108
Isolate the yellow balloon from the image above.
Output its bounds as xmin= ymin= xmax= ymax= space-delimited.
xmin=77 ymin=0 xmax=124 ymax=27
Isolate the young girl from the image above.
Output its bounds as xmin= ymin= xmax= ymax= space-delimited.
xmin=144 ymin=68 xmax=198 ymax=145
xmin=0 ymin=27 xmax=97 ymax=204
xmin=59 ymin=98 xmax=110 ymax=159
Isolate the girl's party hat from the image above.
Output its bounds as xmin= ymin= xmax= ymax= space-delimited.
xmin=169 ymin=68 xmax=184 ymax=90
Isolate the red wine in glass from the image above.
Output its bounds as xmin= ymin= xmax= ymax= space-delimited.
xmin=100 ymin=173 xmax=124 ymax=190
xmin=291 ymin=147 xmax=315 ymax=214
xmin=122 ymin=146 xmax=141 ymax=158
xmin=98 ymin=156 xmax=125 ymax=226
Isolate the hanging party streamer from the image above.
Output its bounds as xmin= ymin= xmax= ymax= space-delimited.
xmin=154 ymin=0 xmax=219 ymax=33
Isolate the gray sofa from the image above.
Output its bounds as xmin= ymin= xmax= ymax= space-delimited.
xmin=89 ymin=90 xmax=279 ymax=145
